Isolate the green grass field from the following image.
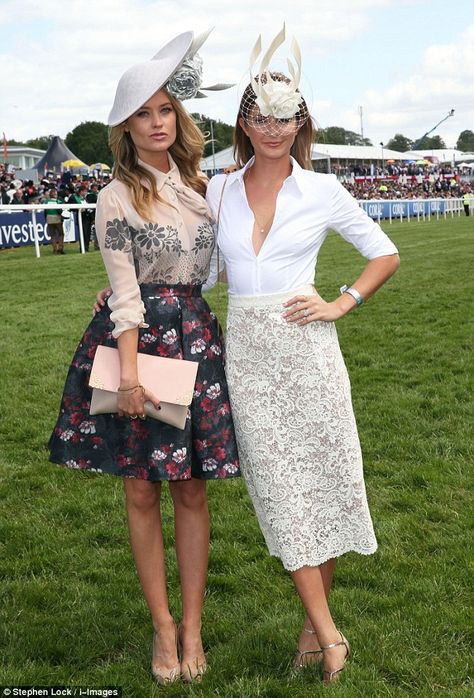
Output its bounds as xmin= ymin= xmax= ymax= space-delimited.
xmin=0 ymin=215 xmax=472 ymax=697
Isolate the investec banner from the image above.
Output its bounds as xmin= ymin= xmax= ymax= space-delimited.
xmin=0 ymin=211 xmax=77 ymax=249
xmin=359 ymin=199 xmax=447 ymax=219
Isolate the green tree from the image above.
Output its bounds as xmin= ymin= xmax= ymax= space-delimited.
xmin=65 ymin=121 xmax=112 ymax=166
xmin=320 ymin=126 xmax=346 ymax=144
xmin=192 ymin=113 xmax=234 ymax=157
xmin=25 ymin=135 xmax=54 ymax=150
xmin=6 ymin=139 xmax=25 ymax=146
xmin=456 ymin=129 xmax=474 ymax=152
xmin=345 ymin=129 xmax=372 ymax=146
xmin=316 ymin=126 xmax=372 ymax=146
xmin=386 ymin=133 xmax=413 ymax=152
xmin=414 ymin=134 xmax=446 ymax=150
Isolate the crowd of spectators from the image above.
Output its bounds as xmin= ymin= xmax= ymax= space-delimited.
xmin=313 ymin=161 xmax=473 ymax=200
xmin=344 ymin=177 xmax=473 ymax=200
xmin=0 ymin=164 xmax=111 ymax=252
xmin=334 ymin=162 xmax=467 ymax=179
xmin=0 ymin=164 xmax=110 ymax=206
xmin=1 ymin=161 xmax=472 ymax=208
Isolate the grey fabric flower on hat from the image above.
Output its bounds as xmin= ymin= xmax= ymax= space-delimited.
xmin=167 ymin=54 xmax=203 ymax=100
xmin=164 ymin=28 xmax=234 ymax=101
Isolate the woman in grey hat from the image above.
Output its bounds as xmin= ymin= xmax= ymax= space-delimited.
xmin=49 ymin=30 xmax=239 ymax=686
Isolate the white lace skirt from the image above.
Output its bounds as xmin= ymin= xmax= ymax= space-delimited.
xmin=225 ymin=285 xmax=378 ymax=571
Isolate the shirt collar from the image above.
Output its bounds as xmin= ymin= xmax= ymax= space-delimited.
xmin=287 ymin=157 xmax=306 ymax=193
xmin=229 ymin=155 xmax=305 ymax=193
xmin=137 ymin=153 xmax=211 ymax=219
xmin=137 ymin=154 xmax=181 ymax=191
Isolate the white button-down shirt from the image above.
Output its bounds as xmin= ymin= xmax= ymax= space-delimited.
xmin=206 ymin=156 xmax=398 ymax=296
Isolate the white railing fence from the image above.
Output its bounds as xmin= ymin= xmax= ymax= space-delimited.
xmin=0 ymin=198 xmax=471 ymax=257
xmin=0 ymin=203 xmax=97 ymax=257
xmin=357 ymin=197 xmax=468 ymax=224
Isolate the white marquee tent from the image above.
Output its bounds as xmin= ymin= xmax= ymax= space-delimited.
xmin=202 ymin=143 xmax=417 ymax=174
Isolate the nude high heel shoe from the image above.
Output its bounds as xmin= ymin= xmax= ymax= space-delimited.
xmin=320 ymin=630 xmax=350 ymax=685
xmin=292 ymin=626 xmax=323 ymax=669
xmin=178 ymin=623 xmax=208 ymax=683
xmin=150 ymin=623 xmax=181 ymax=686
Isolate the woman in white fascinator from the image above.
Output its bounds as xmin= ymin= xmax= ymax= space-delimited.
xmin=49 ymin=30 xmax=239 ymax=686
xmin=206 ymin=25 xmax=400 ymax=685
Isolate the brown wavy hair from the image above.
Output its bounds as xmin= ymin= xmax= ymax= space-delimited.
xmin=234 ymin=73 xmax=314 ymax=171
xmin=109 ymin=91 xmax=206 ymax=220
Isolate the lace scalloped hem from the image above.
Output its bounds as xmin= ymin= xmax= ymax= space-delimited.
xmin=269 ymin=543 xmax=379 ymax=572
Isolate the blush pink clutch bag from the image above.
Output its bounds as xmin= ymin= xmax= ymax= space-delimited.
xmin=88 ymin=345 xmax=198 ymax=430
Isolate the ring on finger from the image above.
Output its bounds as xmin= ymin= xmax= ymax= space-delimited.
xmin=130 ymin=414 xmax=138 ymax=420
xmin=303 ymin=308 xmax=309 ymax=318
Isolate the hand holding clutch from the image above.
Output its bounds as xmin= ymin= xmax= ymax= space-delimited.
xmin=116 ymin=383 xmax=161 ymax=420
xmin=89 ymin=346 xmax=198 ymax=430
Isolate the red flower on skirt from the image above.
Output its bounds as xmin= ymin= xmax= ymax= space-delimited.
xmin=212 ymin=447 xmax=226 ymax=461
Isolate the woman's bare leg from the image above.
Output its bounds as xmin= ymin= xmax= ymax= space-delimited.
xmin=295 ymin=558 xmax=337 ymax=661
xmin=320 ymin=558 xmax=337 ymax=596
xmin=291 ymin=564 xmax=348 ymax=676
xmin=169 ymin=478 xmax=209 ymax=672
xmin=123 ymin=479 xmax=178 ymax=671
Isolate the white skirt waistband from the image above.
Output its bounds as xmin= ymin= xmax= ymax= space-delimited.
xmin=228 ymin=285 xmax=315 ymax=308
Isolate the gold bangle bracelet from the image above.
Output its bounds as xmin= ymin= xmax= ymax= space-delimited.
xmin=117 ymin=384 xmax=144 ymax=394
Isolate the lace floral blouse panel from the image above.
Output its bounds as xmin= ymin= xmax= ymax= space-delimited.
xmin=95 ymin=156 xmax=214 ymax=338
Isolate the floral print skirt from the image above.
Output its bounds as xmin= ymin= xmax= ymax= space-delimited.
xmin=48 ymin=284 xmax=240 ymax=481
xmin=225 ymin=285 xmax=377 ymax=571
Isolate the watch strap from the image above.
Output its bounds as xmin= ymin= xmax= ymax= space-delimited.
xmin=340 ymin=284 xmax=363 ymax=306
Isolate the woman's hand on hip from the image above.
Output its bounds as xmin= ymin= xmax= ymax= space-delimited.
xmin=283 ymin=291 xmax=351 ymax=325
xmin=93 ymin=287 xmax=112 ymax=316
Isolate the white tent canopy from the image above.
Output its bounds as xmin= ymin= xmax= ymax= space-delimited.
xmin=201 ymin=143 xmax=474 ymax=173
xmin=201 ymin=143 xmax=408 ymax=173
xmin=201 ymin=145 xmax=235 ymax=172
xmin=311 ymin=144 xmax=406 ymax=161
xmin=407 ymin=148 xmax=463 ymax=163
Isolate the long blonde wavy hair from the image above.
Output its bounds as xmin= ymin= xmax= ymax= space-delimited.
xmin=109 ymin=91 xmax=206 ymax=220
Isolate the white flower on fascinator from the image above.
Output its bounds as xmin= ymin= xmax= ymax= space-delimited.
xmin=256 ymin=81 xmax=303 ymax=119
xmin=247 ymin=24 xmax=306 ymax=122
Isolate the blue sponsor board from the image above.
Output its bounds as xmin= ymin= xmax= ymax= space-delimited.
xmin=0 ymin=211 xmax=79 ymax=249
xmin=359 ymin=199 xmax=446 ymax=219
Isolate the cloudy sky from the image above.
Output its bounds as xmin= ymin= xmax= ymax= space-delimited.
xmin=1 ymin=0 xmax=473 ymax=149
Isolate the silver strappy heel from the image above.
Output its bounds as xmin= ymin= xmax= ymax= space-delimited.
xmin=292 ymin=626 xmax=323 ymax=669
xmin=320 ymin=630 xmax=350 ymax=685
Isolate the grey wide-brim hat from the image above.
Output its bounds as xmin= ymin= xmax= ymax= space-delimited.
xmin=108 ymin=29 xmax=233 ymax=127
xmin=108 ymin=32 xmax=193 ymax=126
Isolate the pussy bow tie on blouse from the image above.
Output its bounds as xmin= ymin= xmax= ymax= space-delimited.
xmin=138 ymin=157 xmax=211 ymax=220
xmin=163 ymin=176 xmax=211 ymax=219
